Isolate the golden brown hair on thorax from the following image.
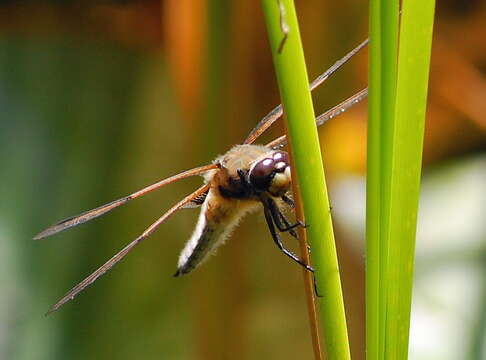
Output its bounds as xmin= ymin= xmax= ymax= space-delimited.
xmin=210 ymin=144 xmax=291 ymax=200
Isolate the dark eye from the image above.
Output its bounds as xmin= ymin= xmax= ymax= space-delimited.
xmin=272 ymin=152 xmax=289 ymax=172
xmin=249 ymin=158 xmax=274 ymax=190
xmin=272 ymin=151 xmax=287 ymax=162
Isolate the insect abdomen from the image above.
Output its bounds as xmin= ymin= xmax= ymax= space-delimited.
xmin=174 ymin=188 xmax=257 ymax=276
xmin=174 ymin=219 xmax=218 ymax=276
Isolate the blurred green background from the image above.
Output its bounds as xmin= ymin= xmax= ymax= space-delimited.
xmin=1 ymin=1 xmax=485 ymax=359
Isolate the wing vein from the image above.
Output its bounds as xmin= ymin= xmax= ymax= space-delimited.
xmin=46 ymin=184 xmax=210 ymax=314
xmin=243 ymin=38 xmax=368 ymax=145
xmin=34 ymin=164 xmax=217 ymax=240
xmin=266 ymin=87 xmax=368 ymax=149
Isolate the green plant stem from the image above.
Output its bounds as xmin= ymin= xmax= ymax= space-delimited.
xmin=377 ymin=2 xmax=399 ymax=359
xmin=384 ymin=1 xmax=435 ymax=357
xmin=367 ymin=0 xmax=435 ymax=359
xmin=261 ymin=1 xmax=350 ymax=359
xmin=366 ymin=1 xmax=384 ymax=359
xmin=367 ymin=1 xmax=400 ymax=359
xmin=367 ymin=1 xmax=400 ymax=358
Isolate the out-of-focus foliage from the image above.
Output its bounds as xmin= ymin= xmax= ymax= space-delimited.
xmin=0 ymin=1 xmax=485 ymax=360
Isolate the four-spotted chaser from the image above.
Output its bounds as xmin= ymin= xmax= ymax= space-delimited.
xmin=35 ymin=39 xmax=368 ymax=314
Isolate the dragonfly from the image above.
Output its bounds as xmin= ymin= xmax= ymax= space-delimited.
xmin=35 ymin=39 xmax=368 ymax=314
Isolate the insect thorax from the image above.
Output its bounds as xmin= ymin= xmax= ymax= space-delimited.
xmin=211 ymin=144 xmax=291 ymax=199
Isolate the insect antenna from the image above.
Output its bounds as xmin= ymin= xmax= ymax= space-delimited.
xmin=34 ymin=164 xmax=218 ymax=240
xmin=46 ymin=184 xmax=210 ymax=315
xmin=243 ymin=38 xmax=368 ymax=145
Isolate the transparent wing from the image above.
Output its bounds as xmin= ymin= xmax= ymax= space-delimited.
xmin=266 ymin=88 xmax=368 ymax=149
xmin=46 ymin=183 xmax=210 ymax=314
xmin=243 ymin=38 xmax=368 ymax=145
xmin=34 ymin=163 xmax=218 ymax=240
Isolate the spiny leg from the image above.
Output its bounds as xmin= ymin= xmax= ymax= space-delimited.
xmin=281 ymin=195 xmax=309 ymax=229
xmin=262 ymin=199 xmax=313 ymax=272
xmin=279 ymin=195 xmax=310 ymax=252
xmin=219 ymin=169 xmax=252 ymax=199
xmin=267 ymin=197 xmax=304 ymax=233
xmin=281 ymin=194 xmax=295 ymax=208
xmin=237 ymin=169 xmax=251 ymax=190
xmin=277 ymin=211 xmax=299 ymax=239
xmin=269 ymin=198 xmax=312 ymax=253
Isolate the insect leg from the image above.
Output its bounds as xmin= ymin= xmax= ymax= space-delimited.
xmin=281 ymin=194 xmax=295 ymax=208
xmin=277 ymin=195 xmax=302 ymax=239
xmin=277 ymin=211 xmax=299 ymax=239
xmin=269 ymin=199 xmax=311 ymax=253
xmin=219 ymin=169 xmax=252 ymax=199
xmin=237 ymin=169 xmax=251 ymax=190
xmin=262 ymin=200 xmax=313 ymax=272
xmin=274 ymin=202 xmax=312 ymax=253
xmin=280 ymin=195 xmax=309 ymax=228
xmin=267 ymin=198 xmax=304 ymax=233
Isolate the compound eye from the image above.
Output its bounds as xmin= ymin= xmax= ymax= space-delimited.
xmin=272 ymin=151 xmax=289 ymax=172
xmin=272 ymin=151 xmax=288 ymax=162
xmin=249 ymin=158 xmax=274 ymax=190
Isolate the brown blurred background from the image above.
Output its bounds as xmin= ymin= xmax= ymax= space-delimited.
xmin=1 ymin=1 xmax=485 ymax=359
